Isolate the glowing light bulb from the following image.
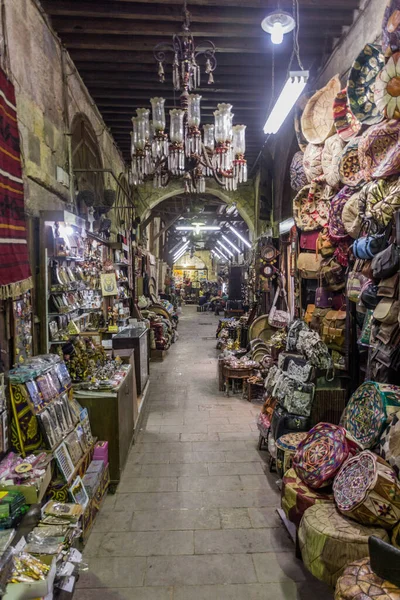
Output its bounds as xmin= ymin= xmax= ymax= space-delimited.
xmin=271 ymin=21 xmax=284 ymax=44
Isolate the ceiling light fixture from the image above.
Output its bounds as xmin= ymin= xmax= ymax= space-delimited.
xmin=216 ymin=240 xmax=234 ymax=258
xmin=173 ymin=240 xmax=190 ymax=258
xmin=261 ymin=11 xmax=296 ymax=45
xmin=211 ymin=248 xmax=222 ymax=259
xmin=228 ymin=225 xmax=251 ymax=249
xmin=175 ymin=225 xmax=220 ymax=232
xmin=264 ymin=71 xmax=309 ymax=134
xmin=221 ymin=234 xmax=241 ymax=254
xmin=174 ymin=247 xmax=189 ymax=263
xmin=214 ymin=247 xmax=229 ymax=261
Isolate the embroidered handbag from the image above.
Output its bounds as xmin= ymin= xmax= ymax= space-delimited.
xmin=315 ymin=286 xmax=333 ymax=308
xmin=287 ymin=359 xmax=315 ymax=384
xmin=268 ymin=286 xmax=290 ymax=329
xmin=321 ymin=308 xmax=347 ymax=352
xmin=286 ymin=319 xmax=309 ymax=352
xmin=310 ymin=307 xmax=330 ymax=334
xmin=371 ymin=243 xmax=399 ymax=279
xmin=373 ymin=298 xmax=400 ymax=324
xmin=284 ymin=381 xmax=315 ymax=417
xmin=319 ymin=258 xmax=346 ymax=291
xmin=297 ymin=252 xmax=322 ymax=279
xmin=296 ymin=330 xmax=334 ymax=373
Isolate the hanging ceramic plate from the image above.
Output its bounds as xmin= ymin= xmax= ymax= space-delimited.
xmin=347 ymin=44 xmax=385 ymax=125
xmin=382 ymin=0 xmax=400 ymax=58
xmin=301 ymin=75 xmax=341 ymax=144
xmin=260 ymin=245 xmax=279 ymax=262
xmin=249 ymin=338 xmax=265 ymax=349
xmin=374 ymin=52 xmax=400 ymax=119
xmin=253 ymin=349 xmax=269 ymax=363
xmin=249 ymin=315 xmax=275 ymax=341
xmin=251 ymin=341 xmax=269 ymax=353
xmin=150 ymin=304 xmax=171 ymax=320
xmin=333 ymin=88 xmax=361 ymax=141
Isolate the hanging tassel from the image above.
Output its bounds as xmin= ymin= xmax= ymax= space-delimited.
xmin=158 ymin=61 xmax=165 ymax=83
xmin=208 ymin=71 xmax=214 ymax=85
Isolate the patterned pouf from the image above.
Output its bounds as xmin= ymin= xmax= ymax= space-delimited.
xmin=376 ymin=411 xmax=400 ymax=477
xmin=299 ymin=504 xmax=390 ymax=587
xmin=334 ymin=451 xmax=400 ymax=529
xmin=276 ymin=432 xmax=308 ymax=478
xmin=335 ymin=557 xmax=400 ymax=600
xmin=340 ymin=382 xmax=400 ymax=450
xmin=281 ymin=468 xmax=334 ymax=528
xmin=293 ymin=422 xmax=360 ymax=489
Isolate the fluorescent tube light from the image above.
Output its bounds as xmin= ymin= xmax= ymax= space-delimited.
xmin=176 ymin=226 xmax=220 ymax=232
xmin=173 ymin=241 xmax=189 ymax=259
xmin=174 ymin=248 xmax=188 ymax=263
xmin=211 ymin=249 xmax=221 ymax=258
xmin=263 ymin=71 xmax=309 ymax=135
xmin=222 ymin=234 xmax=241 ymax=254
xmin=217 ymin=240 xmax=234 ymax=257
xmin=279 ymin=217 xmax=295 ymax=235
xmin=228 ymin=225 xmax=251 ymax=249
xmin=176 ymin=226 xmax=195 ymax=231
xmin=214 ymin=247 xmax=229 ymax=261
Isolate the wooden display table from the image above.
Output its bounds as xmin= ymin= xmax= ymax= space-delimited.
xmin=222 ymin=364 xmax=255 ymax=397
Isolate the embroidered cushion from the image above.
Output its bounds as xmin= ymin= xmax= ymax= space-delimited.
xmin=303 ymin=143 xmax=324 ymax=182
xmin=334 ymin=450 xmax=400 ymax=529
xmin=340 ymin=382 xmax=400 ymax=450
xmin=290 ymin=151 xmax=308 ymax=191
xmin=276 ymin=432 xmax=308 ymax=478
xmin=375 ymin=52 xmax=400 ymax=119
xmin=359 ymin=119 xmax=400 ymax=179
xmin=333 ymin=88 xmax=361 ymax=142
xmin=281 ymin=468 xmax=334 ymax=527
xmin=339 ymin=138 xmax=364 ymax=187
xmin=299 ymin=504 xmax=390 ymax=587
xmin=322 ymin=134 xmax=345 ymax=187
xmin=293 ymin=422 xmax=360 ymax=489
xmin=368 ymin=177 xmax=400 ymax=227
xmin=329 ymin=186 xmax=355 ymax=241
xmin=335 ymin=557 xmax=400 ymax=600
xmin=301 ymin=75 xmax=341 ymax=144
xmin=347 ymin=44 xmax=385 ymax=125
xmin=294 ymin=91 xmax=314 ymax=152
xmin=375 ymin=411 xmax=400 ymax=477
xmin=382 ymin=0 xmax=400 ymax=58
xmin=342 ymin=189 xmax=364 ymax=238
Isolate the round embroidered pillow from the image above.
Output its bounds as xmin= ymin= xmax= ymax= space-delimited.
xmin=303 ymin=143 xmax=323 ymax=182
xmin=333 ymin=87 xmax=361 ymax=142
xmin=375 ymin=411 xmax=400 ymax=478
xmin=342 ymin=189 xmax=363 ymax=238
xmin=382 ymin=0 xmax=400 ymax=59
xmin=322 ymin=134 xmax=345 ymax=187
xmin=339 ymin=138 xmax=364 ymax=187
xmin=281 ymin=468 xmax=334 ymax=528
xmin=293 ymin=422 xmax=360 ymax=489
xmin=335 ymin=557 xmax=400 ymax=600
xmin=290 ymin=151 xmax=308 ymax=191
xmin=334 ymin=450 xmax=400 ymax=529
xmin=276 ymin=432 xmax=308 ymax=478
xmin=358 ymin=119 xmax=400 ymax=179
xmin=328 ymin=186 xmax=354 ymax=241
xmin=301 ymin=75 xmax=341 ymax=144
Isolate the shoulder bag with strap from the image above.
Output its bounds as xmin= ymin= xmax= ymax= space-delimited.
xmin=268 ymin=284 xmax=290 ymax=329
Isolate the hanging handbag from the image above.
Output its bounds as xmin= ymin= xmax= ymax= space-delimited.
xmin=373 ymin=298 xmax=400 ymax=324
xmin=299 ymin=231 xmax=319 ymax=251
xmin=321 ymin=307 xmax=347 ymax=352
xmin=268 ymin=285 xmax=290 ymax=329
xmin=361 ymin=259 xmax=375 ymax=280
xmin=310 ymin=307 xmax=330 ymax=334
xmin=319 ymin=257 xmax=345 ymax=291
xmin=287 ymin=359 xmax=315 ymax=383
xmin=377 ymin=273 xmax=399 ymax=298
xmin=286 ymin=319 xmax=308 ymax=351
xmin=304 ymin=304 xmax=315 ymax=325
xmin=284 ymin=381 xmax=315 ymax=417
xmin=352 ymin=222 xmax=390 ymax=260
xmin=297 ymin=252 xmax=322 ymax=279
xmin=316 ymin=228 xmax=335 ymax=258
xmin=371 ymin=243 xmax=399 ymax=279
xmin=369 ymin=536 xmax=400 ymax=588
xmin=347 ymin=260 xmax=370 ymax=303
xmin=315 ymin=286 xmax=333 ymax=308
xmin=360 ymin=282 xmax=380 ymax=309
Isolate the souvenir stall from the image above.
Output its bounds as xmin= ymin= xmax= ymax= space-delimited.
xmin=253 ymin=9 xmax=400 ymax=597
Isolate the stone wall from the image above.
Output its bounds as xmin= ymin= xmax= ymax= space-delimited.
xmin=5 ymin=0 xmax=126 ymax=216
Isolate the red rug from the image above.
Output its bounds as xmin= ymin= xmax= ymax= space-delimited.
xmin=0 ymin=67 xmax=32 ymax=299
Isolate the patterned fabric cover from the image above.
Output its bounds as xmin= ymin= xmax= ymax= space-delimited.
xmin=358 ymin=119 xmax=400 ymax=180
xmin=359 ymin=177 xmax=400 ymax=227
xmin=376 ymin=411 xmax=400 ymax=477
xmin=335 ymin=557 xmax=400 ymax=600
xmin=382 ymin=0 xmax=400 ymax=58
xmin=342 ymin=190 xmax=363 ymax=238
xmin=299 ymin=504 xmax=390 ymax=587
xmin=322 ymin=133 xmax=345 ymax=187
xmin=301 ymin=75 xmax=341 ymax=144
xmin=334 ymin=450 xmax=400 ymax=529
xmin=347 ymin=44 xmax=385 ymax=125
xmin=293 ymin=185 xmax=317 ymax=231
xmin=290 ymin=151 xmax=308 ymax=191
xmin=281 ymin=468 xmax=334 ymax=527
xmin=329 ymin=186 xmax=355 ymax=241
xmin=375 ymin=52 xmax=400 ymax=119
xmin=333 ymin=88 xmax=361 ymax=141
xmin=340 ymin=382 xmax=400 ymax=450
xmin=339 ymin=138 xmax=364 ymax=187
xmin=293 ymin=422 xmax=360 ymax=489
xmin=303 ymin=143 xmax=324 ymax=182
xmin=276 ymin=432 xmax=308 ymax=479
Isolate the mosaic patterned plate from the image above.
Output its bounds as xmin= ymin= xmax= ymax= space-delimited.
xmin=347 ymin=43 xmax=385 ymax=125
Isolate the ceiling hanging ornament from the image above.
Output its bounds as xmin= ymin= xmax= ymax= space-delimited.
xmin=130 ymin=0 xmax=247 ymax=194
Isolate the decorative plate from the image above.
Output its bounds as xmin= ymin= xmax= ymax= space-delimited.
xmin=260 ymin=245 xmax=279 ymax=262
xmin=301 ymin=75 xmax=341 ymax=144
xmin=375 ymin=52 xmax=400 ymax=119
xmin=249 ymin=315 xmax=275 ymax=341
xmin=333 ymin=88 xmax=361 ymax=141
xmin=347 ymin=43 xmax=385 ymax=125
xmin=290 ymin=151 xmax=308 ymax=191
xmin=382 ymin=0 xmax=400 ymax=58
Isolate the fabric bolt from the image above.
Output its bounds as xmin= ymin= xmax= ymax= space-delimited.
xmin=335 ymin=557 xmax=400 ymax=600
xmin=339 ymin=138 xmax=364 ymax=187
xmin=382 ymin=0 xmax=400 ymax=58
xmin=375 ymin=52 xmax=400 ymax=119
xmin=303 ymin=142 xmax=324 ymax=182
xmin=0 ymin=68 xmax=32 ymax=299
xmin=322 ymin=134 xmax=346 ymax=187
xmin=358 ymin=119 xmax=400 ymax=180
xmin=301 ymin=75 xmax=341 ymax=144
xmin=333 ymin=450 xmax=400 ymax=529
xmin=375 ymin=411 xmax=400 ymax=477
xmin=299 ymin=504 xmax=390 ymax=588
xmin=333 ymin=88 xmax=361 ymax=141
xmin=276 ymin=432 xmax=308 ymax=479
xmin=290 ymin=151 xmax=308 ymax=191
xmin=342 ymin=189 xmax=364 ymax=238
xmin=293 ymin=422 xmax=360 ymax=490
xmin=340 ymin=382 xmax=400 ymax=450
xmin=329 ymin=186 xmax=355 ymax=241
xmin=281 ymin=468 xmax=334 ymax=528
xmin=347 ymin=43 xmax=385 ymax=125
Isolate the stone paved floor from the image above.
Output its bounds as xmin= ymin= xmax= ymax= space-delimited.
xmin=75 ymin=306 xmax=333 ymax=599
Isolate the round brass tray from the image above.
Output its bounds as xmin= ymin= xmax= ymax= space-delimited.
xmin=249 ymin=315 xmax=276 ymax=342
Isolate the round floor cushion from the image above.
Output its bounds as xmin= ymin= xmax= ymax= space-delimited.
xmin=335 ymin=557 xmax=400 ymax=600
xmin=276 ymin=432 xmax=308 ymax=478
xmin=293 ymin=422 xmax=360 ymax=489
xmin=340 ymin=382 xmax=400 ymax=450
xmin=376 ymin=411 xmax=400 ymax=478
xmin=299 ymin=504 xmax=390 ymax=587
xmin=334 ymin=450 xmax=400 ymax=529
xmin=281 ymin=468 xmax=334 ymax=528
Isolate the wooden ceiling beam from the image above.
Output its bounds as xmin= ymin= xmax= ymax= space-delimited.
xmin=43 ymin=1 xmax=356 ymax=25
xmin=90 ymin=89 xmax=267 ymax=100
xmin=89 ymin=0 xmax=359 ymax=8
